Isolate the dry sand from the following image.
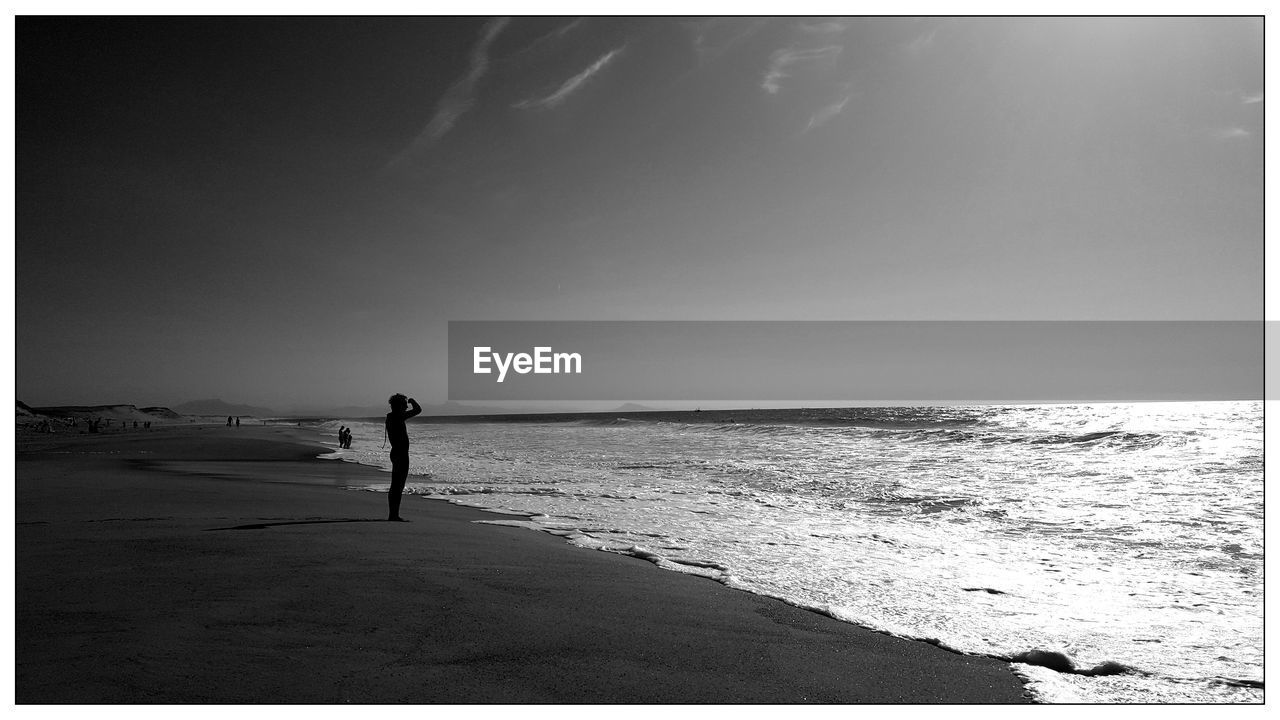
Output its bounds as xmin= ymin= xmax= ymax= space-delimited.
xmin=15 ymin=424 xmax=1031 ymax=704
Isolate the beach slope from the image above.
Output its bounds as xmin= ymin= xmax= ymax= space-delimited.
xmin=15 ymin=425 xmax=1030 ymax=703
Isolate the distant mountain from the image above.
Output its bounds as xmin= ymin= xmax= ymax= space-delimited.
xmin=417 ymin=401 xmax=590 ymax=416
xmin=316 ymin=405 xmax=386 ymax=419
xmin=174 ymin=399 xmax=275 ymax=417
xmin=424 ymin=401 xmax=496 ymax=416
xmin=293 ymin=401 xmax=533 ymax=418
xmin=613 ymin=403 xmax=656 ymax=412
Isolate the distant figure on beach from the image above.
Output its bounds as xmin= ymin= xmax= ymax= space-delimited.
xmin=236 ymin=417 xmax=240 ymax=427
xmin=338 ymin=426 xmax=347 ymax=448
xmin=343 ymin=427 xmax=353 ymax=449
xmin=227 ymin=416 xmax=233 ymax=427
xmin=385 ymin=394 xmax=422 ymax=521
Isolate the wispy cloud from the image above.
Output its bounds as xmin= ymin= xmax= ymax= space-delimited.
xmin=1212 ymin=126 xmax=1251 ymax=140
xmin=685 ymin=18 xmax=770 ymax=64
xmin=801 ymin=94 xmax=853 ymax=133
xmin=798 ymin=20 xmax=851 ymax=35
xmin=512 ymin=46 xmax=624 ymax=110
xmin=508 ymin=18 xmax=586 ymax=57
xmin=906 ymin=28 xmax=939 ymax=55
xmin=386 ymin=17 xmax=509 ymax=169
xmin=1242 ymin=91 xmax=1264 ymax=104
xmin=761 ymin=45 xmax=842 ymax=94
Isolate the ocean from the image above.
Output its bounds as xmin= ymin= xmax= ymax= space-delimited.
xmin=319 ymin=401 xmax=1263 ymax=703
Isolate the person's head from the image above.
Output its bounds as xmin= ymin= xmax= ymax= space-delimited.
xmin=389 ymin=393 xmax=408 ymax=411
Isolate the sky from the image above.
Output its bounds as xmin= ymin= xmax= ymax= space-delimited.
xmin=14 ymin=16 xmax=1265 ymax=410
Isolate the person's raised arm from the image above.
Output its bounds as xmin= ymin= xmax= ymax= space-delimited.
xmin=406 ymin=398 xmax=422 ymax=419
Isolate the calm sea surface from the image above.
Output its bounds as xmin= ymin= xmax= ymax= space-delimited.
xmin=321 ymin=402 xmax=1262 ymax=703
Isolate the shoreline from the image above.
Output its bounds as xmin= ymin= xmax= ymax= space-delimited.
xmin=16 ymin=424 xmax=1031 ymax=703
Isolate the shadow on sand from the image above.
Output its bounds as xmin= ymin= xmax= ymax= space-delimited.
xmin=205 ymin=518 xmax=386 ymax=531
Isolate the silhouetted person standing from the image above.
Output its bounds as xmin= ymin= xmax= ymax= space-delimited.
xmin=385 ymin=394 xmax=421 ymax=521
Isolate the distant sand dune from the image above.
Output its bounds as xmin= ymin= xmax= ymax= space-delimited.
xmin=17 ymin=402 xmax=185 ymax=430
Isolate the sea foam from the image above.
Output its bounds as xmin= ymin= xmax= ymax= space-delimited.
xmin=322 ymin=402 xmax=1263 ymax=703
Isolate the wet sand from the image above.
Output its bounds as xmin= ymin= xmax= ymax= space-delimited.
xmin=15 ymin=424 xmax=1031 ymax=703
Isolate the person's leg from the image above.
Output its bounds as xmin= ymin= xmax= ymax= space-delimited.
xmin=388 ymin=454 xmax=408 ymax=520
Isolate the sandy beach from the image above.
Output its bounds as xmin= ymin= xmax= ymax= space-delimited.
xmin=15 ymin=423 xmax=1031 ymax=704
